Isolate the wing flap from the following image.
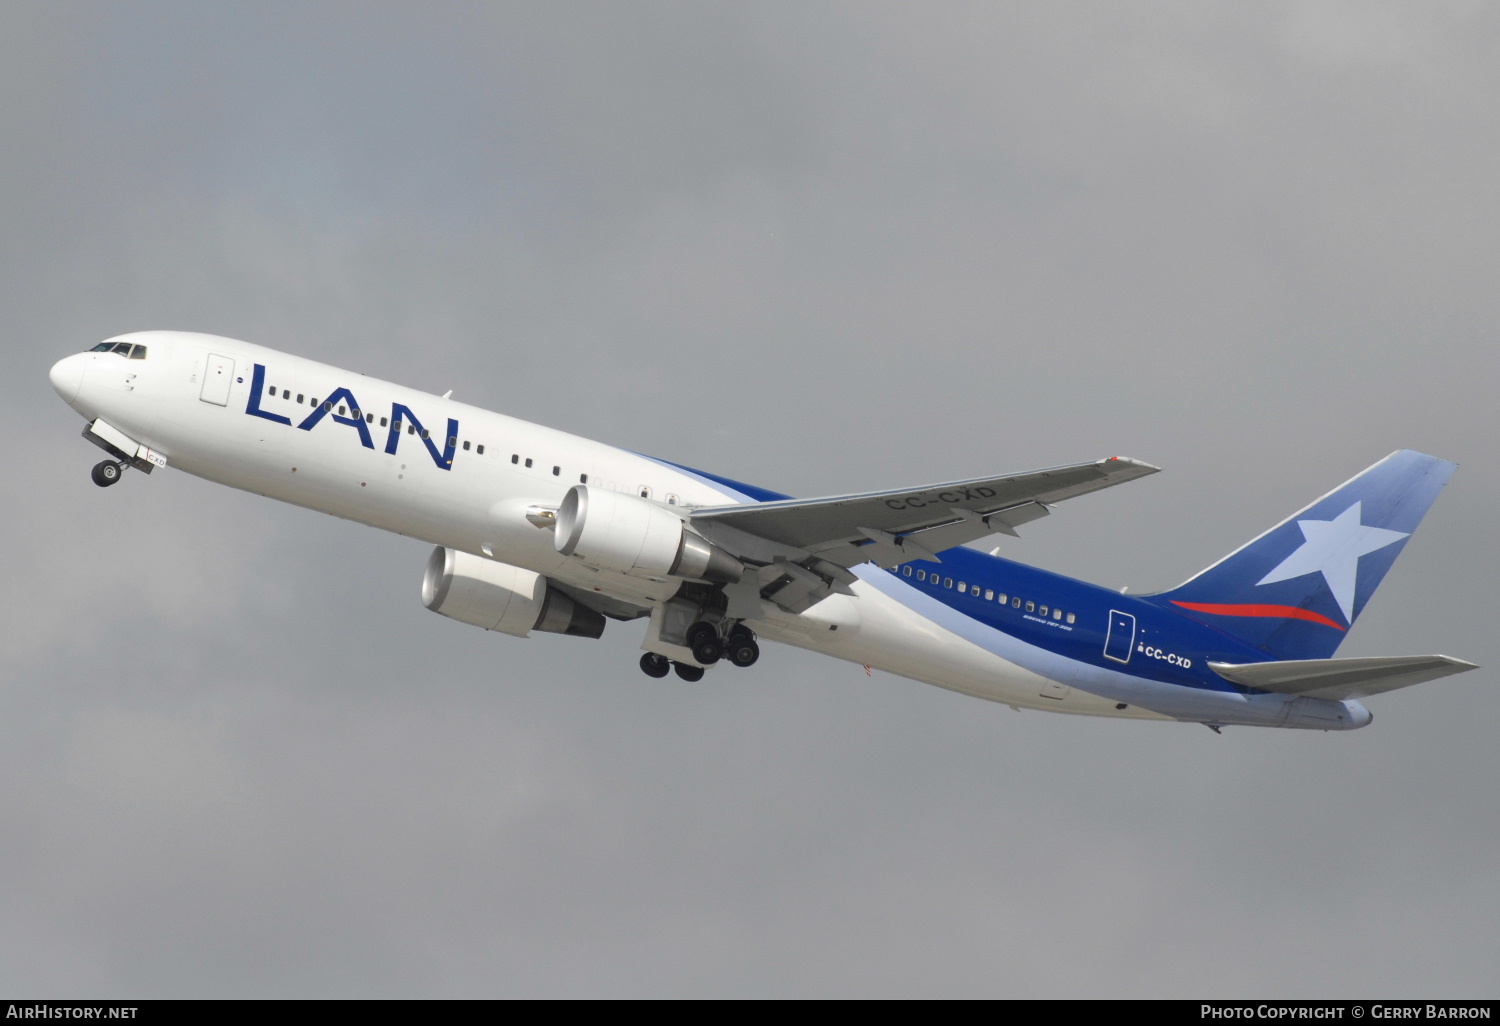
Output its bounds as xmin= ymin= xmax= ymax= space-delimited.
xmin=1208 ymin=655 xmax=1478 ymax=700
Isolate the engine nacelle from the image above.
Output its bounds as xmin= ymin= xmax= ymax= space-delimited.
xmin=421 ymin=547 xmax=605 ymax=638
xmin=554 ymin=485 xmax=742 ymax=584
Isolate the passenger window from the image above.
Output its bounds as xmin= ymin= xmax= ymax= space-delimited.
xmin=957 ymin=581 xmax=966 ymax=592
xmin=666 ymin=493 xmax=680 ymax=505
xmin=408 ymin=425 xmax=416 ymax=435
xmin=525 ymin=458 xmax=532 ymax=468
xmin=1066 ymin=613 xmax=1076 ymax=624
xmin=268 ymin=384 xmax=277 ymax=395
xmin=580 ymin=473 xmax=588 ymax=484
xmin=1012 ymin=597 xmax=1021 ymax=608
xmin=324 ymin=401 xmax=333 ymax=412
xmin=903 ymin=567 xmax=913 ymax=577
xmin=1025 ymin=601 xmax=1035 ymax=612
xmin=944 ymin=578 xmax=953 ymax=588
xmin=511 ymin=454 xmax=519 ymax=464
xmin=298 ymin=394 xmax=305 ymax=404
xmin=283 ymin=389 xmax=291 ymax=399
xmin=366 ymin=413 xmax=374 ymax=423
xmin=1053 ymin=609 xmax=1063 ymax=620
xmin=917 ymin=570 xmax=926 ymax=581
xmin=1039 ymin=605 xmax=1048 ymax=616
xmin=421 ymin=430 xmax=430 ymax=440
xmin=129 ymin=345 xmax=146 ymax=359
xmin=985 ymin=589 xmax=993 ymax=600
xmin=462 ymin=441 xmax=470 ymax=451
xmin=338 ymin=406 xmax=346 ymax=416
xmin=476 ymin=445 xmax=485 ymax=455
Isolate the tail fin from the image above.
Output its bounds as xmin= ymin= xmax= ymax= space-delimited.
xmin=1148 ymin=450 xmax=1456 ymax=660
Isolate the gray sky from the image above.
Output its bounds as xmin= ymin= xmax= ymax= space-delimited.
xmin=1 ymin=1 xmax=1494 ymax=997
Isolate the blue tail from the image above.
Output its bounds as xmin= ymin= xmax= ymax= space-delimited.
xmin=1146 ymin=450 xmax=1456 ymax=660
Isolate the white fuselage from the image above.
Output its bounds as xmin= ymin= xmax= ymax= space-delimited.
xmin=57 ymin=331 xmax=1376 ymax=729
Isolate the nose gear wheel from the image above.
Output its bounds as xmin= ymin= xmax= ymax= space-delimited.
xmin=91 ymin=460 xmax=123 ymax=487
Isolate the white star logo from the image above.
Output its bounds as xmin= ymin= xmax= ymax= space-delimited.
xmin=1256 ymin=501 xmax=1408 ymax=623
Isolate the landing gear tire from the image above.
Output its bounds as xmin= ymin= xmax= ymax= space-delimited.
xmin=673 ymin=662 xmax=705 ymax=682
xmin=687 ymin=621 xmax=723 ymax=665
xmin=91 ymin=460 xmax=123 ymax=488
xmin=639 ymin=652 xmax=671 ymax=678
xmin=691 ymin=636 xmax=723 ymax=666
xmin=727 ymin=636 xmax=760 ymax=668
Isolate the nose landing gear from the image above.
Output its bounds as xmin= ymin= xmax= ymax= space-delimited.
xmin=91 ymin=460 xmax=123 ymax=487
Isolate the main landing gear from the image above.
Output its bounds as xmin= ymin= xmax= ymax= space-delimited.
xmin=91 ymin=460 xmax=124 ymax=488
xmin=639 ymin=653 xmax=708 ymax=682
xmin=640 ymin=621 xmax=761 ymax=682
xmin=688 ymin=621 xmax=759 ymax=668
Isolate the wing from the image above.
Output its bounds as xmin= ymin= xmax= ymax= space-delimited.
xmin=690 ymin=456 xmax=1159 ymax=614
xmin=1208 ymin=655 xmax=1479 ymax=700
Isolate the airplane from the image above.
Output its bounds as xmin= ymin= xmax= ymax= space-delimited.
xmin=48 ymin=330 xmax=1477 ymax=731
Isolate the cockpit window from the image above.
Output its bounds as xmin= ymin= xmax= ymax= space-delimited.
xmin=89 ymin=341 xmax=147 ymax=359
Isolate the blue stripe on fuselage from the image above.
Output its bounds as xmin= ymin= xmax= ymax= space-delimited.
xmin=877 ymin=547 xmax=1271 ymax=693
xmin=641 ymin=455 xmax=793 ymax=503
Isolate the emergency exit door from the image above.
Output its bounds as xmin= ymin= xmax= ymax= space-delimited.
xmin=1104 ymin=610 xmax=1136 ymax=663
xmin=200 ymin=354 xmax=235 ymax=406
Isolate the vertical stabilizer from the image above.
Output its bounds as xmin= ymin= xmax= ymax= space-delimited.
xmin=1147 ymin=450 xmax=1456 ymax=660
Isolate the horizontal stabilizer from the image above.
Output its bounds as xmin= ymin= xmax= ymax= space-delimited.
xmin=1208 ymin=655 xmax=1478 ymax=700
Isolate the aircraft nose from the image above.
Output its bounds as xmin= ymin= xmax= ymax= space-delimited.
xmin=49 ymin=353 xmax=87 ymax=403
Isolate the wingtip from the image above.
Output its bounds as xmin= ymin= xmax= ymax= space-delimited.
xmin=1101 ymin=456 xmax=1162 ymax=475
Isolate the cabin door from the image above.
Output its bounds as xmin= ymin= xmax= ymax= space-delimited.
xmin=200 ymin=354 xmax=235 ymax=406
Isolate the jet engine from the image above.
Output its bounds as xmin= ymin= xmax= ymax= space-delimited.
xmin=554 ymin=485 xmax=742 ymax=584
xmin=422 ymin=547 xmax=605 ymax=638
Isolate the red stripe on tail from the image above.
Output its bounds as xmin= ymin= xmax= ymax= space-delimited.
xmin=1169 ymin=601 xmax=1346 ymax=631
